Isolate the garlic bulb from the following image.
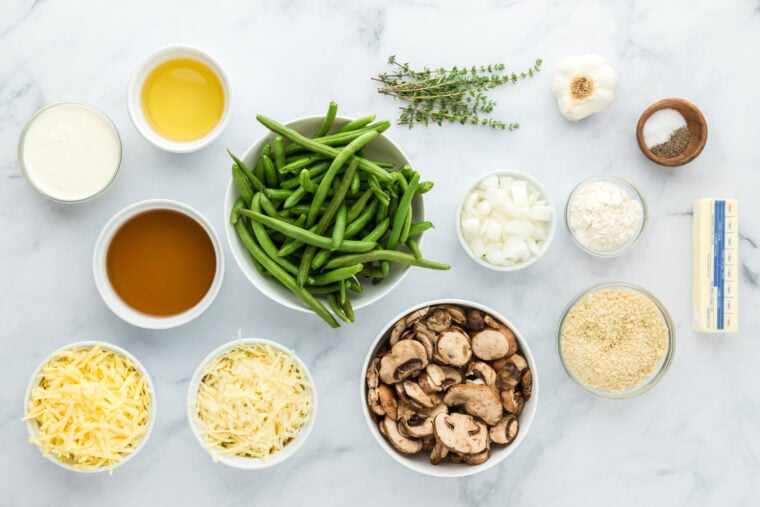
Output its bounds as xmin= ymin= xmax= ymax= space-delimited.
xmin=552 ymin=55 xmax=618 ymax=121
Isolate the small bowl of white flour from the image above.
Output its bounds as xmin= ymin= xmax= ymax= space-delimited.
xmin=565 ymin=174 xmax=647 ymax=257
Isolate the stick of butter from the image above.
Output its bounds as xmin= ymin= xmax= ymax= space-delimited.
xmin=692 ymin=198 xmax=738 ymax=333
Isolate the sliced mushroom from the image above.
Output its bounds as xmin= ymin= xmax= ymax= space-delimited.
xmin=465 ymin=361 xmax=497 ymax=389
xmin=483 ymin=314 xmax=500 ymax=329
xmin=379 ymin=416 xmax=423 ymax=454
xmin=418 ymin=364 xmax=445 ymax=393
xmin=431 ymin=304 xmax=468 ymax=325
xmin=443 ymin=384 xmax=503 ymax=425
xmin=403 ymin=380 xmax=436 ymax=409
xmin=421 ymin=435 xmax=436 ymax=452
xmin=401 ymin=403 xmax=448 ymax=438
xmin=378 ymin=384 xmax=398 ymax=420
xmin=471 ymin=323 xmax=517 ymax=361
xmin=440 ymin=366 xmax=463 ymax=389
xmin=500 ymin=388 xmax=524 ymax=416
xmin=466 ymin=309 xmax=486 ymax=331
xmin=521 ymin=369 xmax=533 ymax=400
xmin=489 ymin=414 xmax=519 ymax=445
xmin=366 ymin=358 xmax=385 ymax=417
xmin=432 ymin=412 xmax=488 ymax=455
xmin=464 ymin=447 xmax=490 ymax=465
xmin=388 ymin=307 xmax=430 ymax=345
xmin=379 ymin=339 xmax=428 ymax=384
xmin=434 ymin=327 xmax=472 ymax=367
xmin=449 ymin=453 xmax=465 ymax=464
xmin=430 ymin=439 xmax=449 ymax=465
xmin=426 ymin=308 xmax=452 ymax=333
xmin=495 ymin=360 xmax=523 ymax=391
xmin=507 ymin=354 xmax=529 ymax=374
xmin=414 ymin=330 xmax=434 ymax=360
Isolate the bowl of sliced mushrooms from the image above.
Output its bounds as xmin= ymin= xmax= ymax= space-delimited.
xmin=361 ymin=299 xmax=538 ymax=477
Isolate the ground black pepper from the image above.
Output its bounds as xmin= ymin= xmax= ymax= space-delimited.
xmin=651 ymin=126 xmax=691 ymax=158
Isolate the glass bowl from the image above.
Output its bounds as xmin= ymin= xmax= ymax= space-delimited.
xmin=557 ymin=282 xmax=675 ymax=399
xmin=565 ymin=174 xmax=648 ymax=257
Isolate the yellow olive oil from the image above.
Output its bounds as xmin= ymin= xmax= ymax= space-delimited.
xmin=141 ymin=58 xmax=224 ymax=142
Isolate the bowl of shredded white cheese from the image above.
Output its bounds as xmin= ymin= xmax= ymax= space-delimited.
xmin=187 ymin=338 xmax=317 ymax=469
xmin=23 ymin=341 xmax=156 ymax=474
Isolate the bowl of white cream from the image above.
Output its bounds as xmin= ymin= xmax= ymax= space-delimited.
xmin=18 ymin=101 xmax=122 ymax=203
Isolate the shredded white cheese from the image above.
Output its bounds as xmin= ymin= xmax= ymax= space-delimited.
xmin=195 ymin=343 xmax=312 ymax=461
xmin=24 ymin=344 xmax=151 ymax=473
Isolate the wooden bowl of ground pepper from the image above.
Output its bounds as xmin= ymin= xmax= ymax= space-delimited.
xmin=636 ymin=98 xmax=707 ymax=167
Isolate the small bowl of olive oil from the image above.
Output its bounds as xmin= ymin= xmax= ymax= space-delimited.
xmin=128 ymin=45 xmax=231 ymax=153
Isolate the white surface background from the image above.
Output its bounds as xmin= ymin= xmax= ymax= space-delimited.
xmin=2 ymin=0 xmax=759 ymax=505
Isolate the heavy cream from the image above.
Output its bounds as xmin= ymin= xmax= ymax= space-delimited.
xmin=20 ymin=103 xmax=121 ymax=202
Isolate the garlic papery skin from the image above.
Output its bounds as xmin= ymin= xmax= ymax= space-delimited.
xmin=552 ymin=55 xmax=618 ymax=121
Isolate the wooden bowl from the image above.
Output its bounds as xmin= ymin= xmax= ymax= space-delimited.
xmin=636 ymin=98 xmax=707 ymax=167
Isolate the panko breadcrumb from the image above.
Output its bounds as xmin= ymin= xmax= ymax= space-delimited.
xmin=560 ymin=288 xmax=669 ymax=392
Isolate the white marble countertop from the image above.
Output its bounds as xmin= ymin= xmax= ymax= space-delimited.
xmin=2 ymin=0 xmax=759 ymax=505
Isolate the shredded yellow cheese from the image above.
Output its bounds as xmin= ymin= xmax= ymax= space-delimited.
xmin=24 ymin=344 xmax=151 ymax=473
xmin=195 ymin=343 xmax=312 ymax=461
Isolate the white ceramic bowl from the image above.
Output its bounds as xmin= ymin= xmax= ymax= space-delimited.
xmin=18 ymin=101 xmax=122 ymax=203
xmin=224 ymin=115 xmax=423 ymax=314
xmin=93 ymin=199 xmax=224 ymax=329
xmin=360 ymin=299 xmax=539 ymax=478
xmin=127 ymin=45 xmax=231 ymax=153
xmin=24 ymin=341 xmax=156 ymax=473
xmin=565 ymin=174 xmax=648 ymax=257
xmin=186 ymin=338 xmax=317 ymax=469
xmin=456 ymin=170 xmax=556 ymax=271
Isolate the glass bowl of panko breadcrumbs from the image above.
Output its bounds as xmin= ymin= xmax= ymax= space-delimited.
xmin=557 ymin=282 xmax=674 ymax=399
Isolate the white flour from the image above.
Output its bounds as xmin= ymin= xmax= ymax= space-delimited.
xmin=569 ymin=181 xmax=643 ymax=250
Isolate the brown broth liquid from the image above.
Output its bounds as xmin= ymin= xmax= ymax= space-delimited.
xmin=106 ymin=209 xmax=216 ymax=316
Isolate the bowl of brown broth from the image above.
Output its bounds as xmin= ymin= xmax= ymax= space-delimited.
xmin=93 ymin=199 xmax=224 ymax=329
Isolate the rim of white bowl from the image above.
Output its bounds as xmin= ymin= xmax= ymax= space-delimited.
xmin=360 ymin=299 xmax=539 ymax=478
xmin=24 ymin=341 xmax=156 ymax=473
xmin=224 ymin=115 xmax=423 ymax=314
xmin=92 ymin=199 xmax=225 ymax=329
xmin=17 ymin=100 xmax=123 ymax=204
xmin=127 ymin=44 xmax=231 ymax=153
xmin=186 ymin=338 xmax=318 ymax=469
xmin=456 ymin=170 xmax=557 ymax=271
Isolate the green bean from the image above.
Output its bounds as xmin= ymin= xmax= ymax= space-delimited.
xmin=341 ymin=296 xmax=355 ymax=322
xmin=232 ymin=164 xmax=253 ymax=204
xmin=234 ymin=219 xmax=339 ymax=328
xmin=328 ymin=293 xmax=351 ymax=323
xmin=262 ymin=154 xmax=278 ymax=187
xmin=299 ymin=169 xmax=318 ymax=193
xmin=259 ymin=193 xmax=293 ymax=223
xmin=406 ymin=238 xmax=422 ymax=260
xmin=256 ymin=114 xmax=392 ymax=184
xmin=307 ymin=130 xmax=380 ymax=226
xmin=315 ymin=101 xmax=338 ymax=137
xmin=400 ymin=207 xmax=412 ymax=244
xmin=372 ymin=161 xmax=396 ymax=169
xmin=325 ymin=250 xmax=450 ymax=270
xmin=284 ymin=123 xmax=391 ymax=156
xmin=408 ymin=221 xmax=434 ymax=237
xmin=281 ymin=161 xmax=330 ymax=189
xmin=339 ymin=279 xmax=347 ymax=305
xmin=227 ymin=150 xmax=266 ymax=192
xmin=331 ymin=203 xmax=347 ymax=251
xmin=273 ymin=137 xmax=285 ymax=172
xmin=381 ymin=261 xmax=390 ymax=276
xmin=346 ymin=277 xmax=362 ymax=294
xmin=335 ymin=115 xmax=376 ymax=134
xmin=310 ymin=264 xmax=363 ymax=285
xmin=280 ymin=153 xmax=327 ymax=174
xmin=387 ymin=172 xmax=419 ymax=250
xmin=350 ymin=171 xmax=361 ymax=195
xmin=400 ymin=164 xmax=414 ymax=181
xmin=347 ymin=189 xmax=374 ymax=222
xmin=345 ymin=201 xmax=379 ymax=239
xmin=255 ymin=144 xmax=271 ymax=182
xmin=230 ymin=196 xmax=244 ymax=225
xmin=288 ymin=204 xmax=321 ymax=216
xmin=360 ymin=266 xmax=385 ymax=278
xmin=303 ymin=283 xmax=342 ymax=294
xmin=416 ymin=181 xmax=434 ymax=195
xmin=361 ymin=217 xmax=390 ymax=242
xmin=277 ymin=214 xmax=307 ymax=256
xmin=264 ymin=189 xmax=292 ymax=200
xmin=239 ymin=210 xmax=377 ymax=253
xmin=282 ymin=187 xmax=307 ymax=209
xmin=376 ymin=197 xmax=389 ymax=222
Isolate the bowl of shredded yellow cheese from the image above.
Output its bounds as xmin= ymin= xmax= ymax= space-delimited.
xmin=23 ymin=342 xmax=155 ymax=473
xmin=187 ymin=338 xmax=316 ymax=469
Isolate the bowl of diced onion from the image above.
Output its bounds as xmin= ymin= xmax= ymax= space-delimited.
xmin=186 ymin=338 xmax=317 ymax=469
xmin=456 ymin=171 xmax=556 ymax=271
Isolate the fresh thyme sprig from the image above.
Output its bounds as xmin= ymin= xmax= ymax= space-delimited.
xmin=373 ymin=56 xmax=542 ymax=131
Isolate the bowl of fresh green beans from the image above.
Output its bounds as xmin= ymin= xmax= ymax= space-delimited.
xmin=224 ymin=103 xmax=450 ymax=328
